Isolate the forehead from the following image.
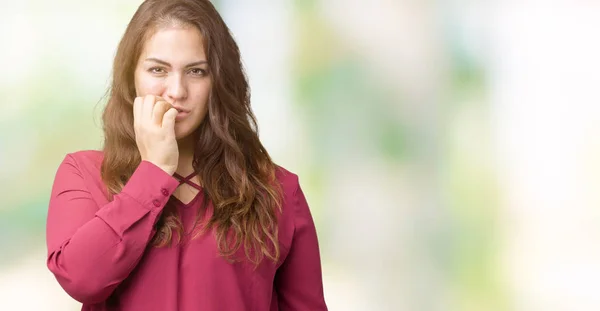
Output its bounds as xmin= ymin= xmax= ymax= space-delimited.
xmin=140 ymin=25 xmax=206 ymax=61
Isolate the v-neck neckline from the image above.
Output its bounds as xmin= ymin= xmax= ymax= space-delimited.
xmin=172 ymin=171 xmax=203 ymax=207
xmin=171 ymin=191 xmax=202 ymax=208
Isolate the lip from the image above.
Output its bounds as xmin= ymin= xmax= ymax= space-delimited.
xmin=175 ymin=110 xmax=190 ymax=121
xmin=172 ymin=106 xmax=190 ymax=113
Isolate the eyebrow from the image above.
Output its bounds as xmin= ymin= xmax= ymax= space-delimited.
xmin=144 ymin=57 xmax=208 ymax=67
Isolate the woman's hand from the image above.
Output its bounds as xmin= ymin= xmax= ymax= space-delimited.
xmin=133 ymin=95 xmax=179 ymax=175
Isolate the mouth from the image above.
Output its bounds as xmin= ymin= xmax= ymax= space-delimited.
xmin=173 ymin=106 xmax=189 ymax=113
xmin=174 ymin=109 xmax=190 ymax=122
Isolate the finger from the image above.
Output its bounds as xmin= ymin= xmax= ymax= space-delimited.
xmin=142 ymin=94 xmax=161 ymax=123
xmin=142 ymin=95 xmax=168 ymax=124
xmin=140 ymin=95 xmax=149 ymax=123
xmin=162 ymin=107 xmax=178 ymax=131
xmin=133 ymin=97 xmax=143 ymax=124
xmin=144 ymin=95 xmax=156 ymax=123
xmin=152 ymin=100 xmax=172 ymax=125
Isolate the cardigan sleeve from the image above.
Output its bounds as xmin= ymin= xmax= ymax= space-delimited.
xmin=274 ymin=181 xmax=328 ymax=310
xmin=45 ymin=154 xmax=180 ymax=304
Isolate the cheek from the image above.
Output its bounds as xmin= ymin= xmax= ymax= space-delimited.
xmin=193 ymin=81 xmax=211 ymax=106
xmin=135 ymin=73 xmax=165 ymax=96
xmin=191 ymin=87 xmax=210 ymax=120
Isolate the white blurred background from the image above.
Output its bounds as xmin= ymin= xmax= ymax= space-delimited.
xmin=1 ymin=1 xmax=600 ymax=310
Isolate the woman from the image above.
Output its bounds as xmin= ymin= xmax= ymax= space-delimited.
xmin=45 ymin=0 xmax=328 ymax=310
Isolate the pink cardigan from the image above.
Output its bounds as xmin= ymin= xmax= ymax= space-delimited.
xmin=46 ymin=150 xmax=327 ymax=310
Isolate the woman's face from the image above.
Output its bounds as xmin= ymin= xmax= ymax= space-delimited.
xmin=134 ymin=24 xmax=211 ymax=140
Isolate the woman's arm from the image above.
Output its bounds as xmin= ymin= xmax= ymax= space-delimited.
xmin=275 ymin=181 xmax=328 ymax=310
xmin=46 ymin=154 xmax=179 ymax=304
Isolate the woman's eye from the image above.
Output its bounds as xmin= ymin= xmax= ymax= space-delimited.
xmin=149 ymin=67 xmax=165 ymax=74
xmin=189 ymin=68 xmax=206 ymax=76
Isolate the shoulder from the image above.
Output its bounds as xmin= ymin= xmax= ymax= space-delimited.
xmin=62 ymin=150 xmax=104 ymax=169
xmin=66 ymin=149 xmax=104 ymax=163
xmin=274 ymin=165 xmax=301 ymax=196
xmin=273 ymin=164 xmax=313 ymax=219
xmin=58 ymin=149 xmax=104 ymax=181
xmin=272 ymin=164 xmax=317 ymax=261
xmin=54 ymin=150 xmax=112 ymax=201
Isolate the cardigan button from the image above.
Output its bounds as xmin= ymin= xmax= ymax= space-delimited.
xmin=161 ymin=188 xmax=169 ymax=196
xmin=152 ymin=199 xmax=161 ymax=207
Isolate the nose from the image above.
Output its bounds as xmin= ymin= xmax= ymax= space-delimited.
xmin=164 ymin=74 xmax=187 ymax=102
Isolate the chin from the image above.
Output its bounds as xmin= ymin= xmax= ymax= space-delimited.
xmin=174 ymin=121 xmax=201 ymax=141
xmin=174 ymin=124 xmax=192 ymax=140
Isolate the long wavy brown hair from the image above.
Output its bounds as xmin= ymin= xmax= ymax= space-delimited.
xmin=100 ymin=0 xmax=282 ymax=265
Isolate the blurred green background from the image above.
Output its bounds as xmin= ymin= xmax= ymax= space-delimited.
xmin=2 ymin=1 xmax=600 ymax=310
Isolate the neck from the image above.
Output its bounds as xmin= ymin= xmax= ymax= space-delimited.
xmin=176 ymin=135 xmax=196 ymax=176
